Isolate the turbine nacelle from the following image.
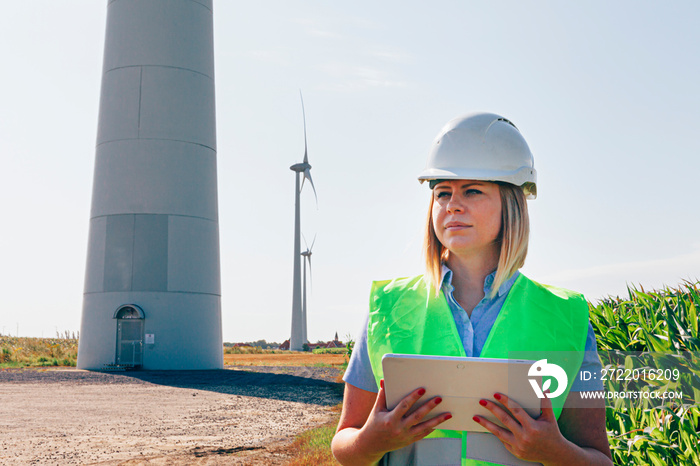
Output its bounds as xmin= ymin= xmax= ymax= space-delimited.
xmin=290 ymin=162 xmax=311 ymax=172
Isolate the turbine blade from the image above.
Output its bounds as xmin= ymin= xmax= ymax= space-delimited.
xmin=310 ymin=234 xmax=317 ymax=252
xmin=302 ymin=233 xmax=309 ymax=250
xmin=303 ymin=168 xmax=318 ymax=208
xmin=300 ymin=90 xmax=308 ymax=164
xmin=306 ymin=254 xmax=313 ymax=293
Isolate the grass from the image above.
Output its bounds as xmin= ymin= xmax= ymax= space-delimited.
xmin=224 ymin=345 xmax=270 ymax=354
xmin=312 ymin=347 xmax=347 ymax=354
xmin=284 ymin=404 xmax=342 ymax=465
xmin=0 ymin=335 xmax=78 ymax=368
xmin=311 ymin=362 xmax=337 ymax=368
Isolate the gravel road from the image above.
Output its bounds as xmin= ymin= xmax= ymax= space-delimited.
xmin=0 ymin=366 xmax=344 ymax=465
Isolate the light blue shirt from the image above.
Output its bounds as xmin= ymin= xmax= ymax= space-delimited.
xmin=344 ymin=267 xmax=604 ymax=392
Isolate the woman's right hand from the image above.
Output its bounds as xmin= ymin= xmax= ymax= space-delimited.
xmin=356 ymin=379 xmax=452 ymax=457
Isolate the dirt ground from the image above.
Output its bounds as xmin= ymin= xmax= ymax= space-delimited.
xmin=0 ymin=365 xmax=344 ymax=465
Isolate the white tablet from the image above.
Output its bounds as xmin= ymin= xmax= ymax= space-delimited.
xmin=382 ymin=353 xmax=542 ymax=433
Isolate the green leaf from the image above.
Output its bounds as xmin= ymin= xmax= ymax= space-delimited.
xmin=688 ymin=302 xmax=698 ymax=338
xmin=644 ymin=330 xmax=672 ymax=352
xmin=648 ymin=450 xmax=666 ymax=466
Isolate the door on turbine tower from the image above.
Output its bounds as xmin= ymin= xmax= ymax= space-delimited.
xmin=114 ymin=305 xmax=144 ymax=366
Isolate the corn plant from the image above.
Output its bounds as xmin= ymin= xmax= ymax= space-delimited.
xmin=590 ymin=281 xmax=700 ymax=465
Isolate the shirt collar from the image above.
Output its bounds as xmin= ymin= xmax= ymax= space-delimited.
xmin=439 ymin=263 xmax=519 ymax=298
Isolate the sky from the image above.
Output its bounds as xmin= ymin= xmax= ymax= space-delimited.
xmin=1 ymin=1 xmax=699 ymax=343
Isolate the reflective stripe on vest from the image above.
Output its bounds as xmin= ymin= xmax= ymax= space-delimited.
xmin=367 ymin=273 xmax=589 ymax=465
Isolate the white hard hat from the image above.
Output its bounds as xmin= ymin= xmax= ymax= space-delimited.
xmin=418 ymin=112 xmax=537 ymax=199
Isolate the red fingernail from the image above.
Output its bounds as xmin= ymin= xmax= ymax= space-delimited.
xmin=445 ymin=414 xmax=453 ymax=420
xmin=380 ymin=379 xmax=384 ymax=389
xmin=479 ymin=399 xmax=487 ymax=407
xmin=435 ymin=397 xmax=443 ymax=404
xmin=418 ymin=388 xmax=426 ymax=396
xmin=473 ymin=416 xmax=480 ymax=423
xmin=494 ymin=393 xmax=502 ymax=400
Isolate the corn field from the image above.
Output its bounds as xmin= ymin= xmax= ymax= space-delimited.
xmin=590 ymin=281 xmax=700 ymax=465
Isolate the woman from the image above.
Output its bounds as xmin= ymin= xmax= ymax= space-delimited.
xmin=331 ymin=113 xmax=613 ymax=465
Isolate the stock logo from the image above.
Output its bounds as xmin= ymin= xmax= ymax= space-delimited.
xmin=528 ymin=359 xmax=567 ymax=399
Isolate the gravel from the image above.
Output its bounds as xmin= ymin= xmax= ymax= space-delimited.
xmin=0 ymin=366 xmax=344 ymax=465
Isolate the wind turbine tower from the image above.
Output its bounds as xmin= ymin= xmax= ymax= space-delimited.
xmin=77 ymin=0 xmax=222 ymax=369
xmin=301 ymin=236 xmax=315 ymax=346
xmin=289 ymin=94 xmax=316 ymax=351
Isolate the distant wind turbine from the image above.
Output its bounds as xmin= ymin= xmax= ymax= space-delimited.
xmin=301 ymin=234 xmax=316 ymax=346
xmin=289 ymin=92 xmax=317 ymax=351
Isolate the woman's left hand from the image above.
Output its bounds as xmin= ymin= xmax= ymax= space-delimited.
xmin=473 ymin=391 xmax=568 ymax=464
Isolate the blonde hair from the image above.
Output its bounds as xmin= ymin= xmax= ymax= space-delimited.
xmin=423 ymin=182 xmax=530 ymax=298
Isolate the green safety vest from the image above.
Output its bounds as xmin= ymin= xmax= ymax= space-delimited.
xmin=367 ymin=273 xmax=589 ymax=466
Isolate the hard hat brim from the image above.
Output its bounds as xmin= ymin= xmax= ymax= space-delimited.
xmin=417 ymin=167 xmax=537 ymax=200
xmin=417 ymin=166 xmax=536 ymax=186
